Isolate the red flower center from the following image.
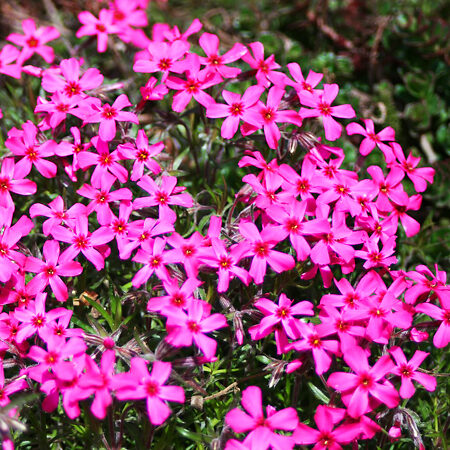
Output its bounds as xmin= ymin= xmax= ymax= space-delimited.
xmin=187 ymin=321 xmax=200 ymax=333
xmin=74 ymin=235 xmax=89 ymax=249
xmin=102 ymin=105 xmax=118 ymax=120
xmin=64 ymin=81 xmax=81 ymax=97
xmin=358 ymin=373 xmax=374 ymax=389
xmin=318 ymin=102 xmax=331 ymax=116
xmin=0 ymin=177 xmax=10 ymax=191
xmin=276 ymin=306 xmax=290 ymax=319
xmin=208 ymin=55 xmax=222 ymax=66
xmin=146 ymin=380 xmax=160 ymax=397
xmin=158 ymin=58 xmax=172 ymax=71
xmin=26 ymin=146 xmax=38 ymax=161
xmin=230 ymin=102 xmax=243 ymax=116
xmin=400 ymin=364 xmax=413 ymax=378
xmin=45 ymin=265 xmax=56 ymax=277
xmin=285 ymin=218 xmax=301 ymax=233
xmin=219 ymin=256 xmax=232 ymax=269
xmin=32 ymin=314 xmax=46 ymax=328
xmin=96 ymin=24 xmax=107 ymax=33
xmin=254 ymin=242 xmax=269 ymax=257
xmin=155 ymin=191 xmax=169 ymax=205
xmin=137 ymin=150 xmax=149 ymax=161
xmin=27 ymin=37 xmax=39 ymax=48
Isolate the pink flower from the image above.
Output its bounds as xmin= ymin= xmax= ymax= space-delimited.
xmin=5 ymin=121 xmax=57 ymax=178
xmin=117 ymin=130 xmax=163 ymax=181
xmin=166 ymin=54 xmax=220 ymax=112
xmin=294 ymin=405 xmax=360 ymax=448
xmin=346 ymin=119 xmax=395 ymax=163
xmin=416 ymin=298 xmax=450 ymax=348
xmin=299 ymin=84 xmax=355 ymax=141
xmin=139 ymin=76 xmax=169 ymax=101
xmin=389 ymin=347 xmax=436 ymax=398
xmin=206 ymin=85 xmax=264 ymax=139
xmin=42 ymin=58 xmax=103 ymax=98
xmin=241 ymin=86 xmax=302 ymax=149
xmin=0 ymin=158 xmax=37 ymax=209
xmin=84 ymin=94 xmax=138 ymax=141
xmin=78 ymin=350 xmax=116 ymax=419
xmin=286 ymin=62 xmax=323 ymax=94
xmin=51 ymin=214 xmax=114 ymax=271
xmin=249 ymin=293 xmax=314 ymax=354
xmin=25 ymin=240 xmax=83 ymax=302
xmin=77 ymin=136 xmax=128 ymax=186
xmin=0 ymin=45 xmax=21 ymax=79
xmin=391 ymin=143 xmax=435 ymax=192
xmin=165 ymin=300 xmax=227 ymax=360
xmin=327 ymin=347 xmax=399 ymax=417
xmin=114 ymin=359 xmax=184 ymax=425
xmin=239 ymin=221 xmax=295 ymax=284
xmin=76 ymin=10 xmax=121 ymax=53
xmin=225 ymin=386 xmax=298 ymax=450
xmin=199 ymin=32 xmax=247 ymax=78
xmin=133 ymin=175 xmax=193 ymax=223
xmin=7 ymin=18 xmax=60 ymax=64
xmin=77 ymin=172 xmax=132 ymax=225
xmin=241 ymin=42 xmax=283 ymax=87
xmin=34 ymin=91 xmax=80 ymax=129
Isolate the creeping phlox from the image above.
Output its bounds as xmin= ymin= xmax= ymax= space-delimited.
xmin=0 ymin=1 xmax=447 ymax=449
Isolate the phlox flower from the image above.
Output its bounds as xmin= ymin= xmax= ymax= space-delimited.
xmin=391 ymin=143 xmax=435 ymax=192
xmin=77 ymin=136 xmax=128 ymax=186
xmin=133 ymin=40 xmax=189 ymax=80
xmin=83 ymin=94 xmax=138 ymax=142
xmin=140 ymin=76 xmax=169 ymax=101
xmin=384 ymin=191 xmax=422 ymax=237
xmin=77 ymin=350 xmax=116 ymax=419
xmin=25 ymin=240 xmax=83 ymax=302
xmin=239 ymin=221 xmax=295 ymax=285
xmin=206 ymin=85 xmax=264 ymax=139
xmin=241 ymin=42 xmax=283 ymax=87
xmin=165 ymin=53 xmax=221 ymax=112
xmin=50 ymin=214 xmax=114 ymax=271
xmin=294 ymin=405 xmax=361 ymax=449
xmin=200 ymin=238 xmax=251 ymax=292
xmin=327 ymin=347 xmax=399 ymax=418
xmin=5 ymin=121 xmax=58 ymax=178
xmin=389 ymin=347 xmax=436 ymax=398
xmin=198 ymin=32 xmax=247 ymax=78
xmin=225 ymin=386 xmax=298 ymax=450
xmin=249 ymin=294 xmax=314 ymax=354
xmin=0 ymin=364 xmax=27 ymax=407
xmin=133 ymin=175 xmax=193 ymax=223
xmin=34 ymin=91 xmax=80 ymax=129
xmin=117 ymin=130 xmax=163 ymax=181
xmin=42 ymin=57 xmax=103 ymax=99
xmin=355 ymin=236 xmax=398 ymax=269
xmin=405 ymin=264 xmax=448 ymax=304
xmin=416 ymin=297 xmax=450 ymax=348
xmin=0 ymin=215 xmax=34 ymax=283
xmin=299 ymin=83 xmax=355 ymax=141
xmin=7 ymin=18 xmax=60 ymax=64
xmin=14 ymin=292 xmax=67 ymax=343
xmin=241 ymin=86 xmax=303 ymax=149
xmin=76 ymin=9 xmax=121 ymax=53
xmin=286 ymin=62 xmax=323 ymax=94
xmin=132 ymin=237 xmax=171 ymax=287
xmin=346 ymin=119 xmax=396 ymax=163
xmin=0 ymin=158 xmax=37 ymax=210
xmin=77 ymin=172 xmax=132 ymax=225
xmin=29 ymin=196 xmax=85 ymax=236
xmin=0 ymin=45 xmax=22 ymax=79
xmin=165 ymin=300 xmax=227 ymax=360
xmin=114 ymin=359 xmax=184 ymax=425
xmin=366 ymin=165 xmax=405 ymax=212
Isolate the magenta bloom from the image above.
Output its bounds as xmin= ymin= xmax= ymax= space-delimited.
xmin=51 ymin=214 xmax=114 ymax=271
xmin=117 ymin=130 xmax=163 ymax=181
xmin=286 ymin=62 xmax=323 ymax=94
xmin=114 ymin=359 xmax=184 ymax=425
xmin=389 ymin=347 xmax=436 ymax=398
xmin=294 ymin=405 xmax=360 ymax=449
xmin=77 ymin=172 xmax=132 ymax=225
xmin=327 ymin=347 xmax=399 ymax=418
xmin=0 ymin=158 xmax=37 ymax=209
xmin=199 ymin=32 xmax=247 ymax=78
xmin=165 ymin=54 xmax=220 ymax=112
xmin=239 ymin=222 xmax=295 ymax=284
xmin=0 ymin=45 xmax=22 ymax=79
xmin=7 ymin=18 xmax=60 ymax=64
xmin=5 ymin=121 xmax=57 ymax=178
xmin=206 ymin=85 xmax=264 ymax=139
xmin=78 ymin=350 xmax=116 ymax=419
xmin=76 ymin=9 xmax=121 ymax=53
xmin=42 ymin=57 xmax=103 ymax=98
xmin=241 ymin=86 xmax=302 ymax=149
xmin=299 ymin=84 xmax=355 ymax=141
xmin=346 ymin=119 xmax=396 ymax=163
xmin=25 ymin=240 xmax=83 ymax=302
xmin=85 ymin=94 xmax=138 ymax=141
xmin=165 ymin=300 xmax=227 ymax=360
xmin=225 ymin=386 xmax=298 ymax=450
xmin=416 ymin=298 xmax=450 ymax=348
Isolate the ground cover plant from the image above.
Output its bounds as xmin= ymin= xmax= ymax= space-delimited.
xmin=0 ymin=0 xmax=449 ymax=448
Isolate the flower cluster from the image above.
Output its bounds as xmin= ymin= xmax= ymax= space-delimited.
xmin=0 ymin=1 xmax=447 ymax=449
